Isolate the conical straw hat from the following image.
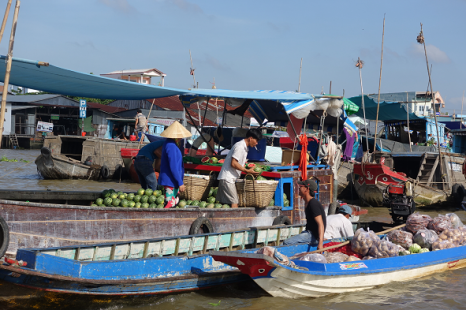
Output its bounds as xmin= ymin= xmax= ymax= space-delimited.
xmin=160 ymin=121 xmax=192 ymax=139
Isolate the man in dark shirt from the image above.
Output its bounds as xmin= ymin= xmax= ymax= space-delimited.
xmin=283 ymin=179 xmax=326 ymax=249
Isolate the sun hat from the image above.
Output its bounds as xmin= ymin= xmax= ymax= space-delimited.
xmin=160 ymin=121 xmax=192 ymax=139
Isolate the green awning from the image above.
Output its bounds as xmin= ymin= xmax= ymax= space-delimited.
xmin=343 ymin=98 xmax=359 ymax=116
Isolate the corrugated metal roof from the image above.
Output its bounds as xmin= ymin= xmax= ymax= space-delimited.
xmin=6 ymin=94 xmax=62 ymax=103
xmin=87 ymin=102 xmax=127 ymax=113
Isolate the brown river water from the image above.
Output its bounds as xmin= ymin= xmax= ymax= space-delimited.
xmin=1 ymin=149 xmax=466 ymax=310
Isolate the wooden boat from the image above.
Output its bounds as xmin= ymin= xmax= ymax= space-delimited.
xmin=212 ymin=242 xmax=466 ymax=299
xmin=35 ymin=147 xmax=102 ymax=180
xmin=0 ymin=224 xmax=307 ymax=295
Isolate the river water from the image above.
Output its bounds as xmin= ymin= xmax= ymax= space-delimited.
xmin=1 ymin=149 xmax=466 ymax=310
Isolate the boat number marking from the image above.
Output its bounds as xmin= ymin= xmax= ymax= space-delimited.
xmin=339 ymin=262 xmax=368 ymax=270
xmin=366 ymin=171 xmax=374 ymax=181
xmin=258 ymin=269 xmax=265 ymax=273
xmin=236 ymin=260 xmax=245 ymax=266
xmin=448 ymin=260 xmax=459 ymax=268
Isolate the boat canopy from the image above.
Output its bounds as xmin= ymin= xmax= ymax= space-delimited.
xmin=349 ymin=95 xmax=424 ymax=121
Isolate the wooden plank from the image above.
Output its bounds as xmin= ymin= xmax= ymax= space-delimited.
xmin=426 ymin=156 xmax=439 ymax=186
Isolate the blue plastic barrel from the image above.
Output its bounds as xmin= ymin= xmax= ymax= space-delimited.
xmin=232 ymin=137 xmax=267 ymax=161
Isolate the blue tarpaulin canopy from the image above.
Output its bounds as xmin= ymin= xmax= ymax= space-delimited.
xmin=349 ymin=95 xmax=424 ymax=122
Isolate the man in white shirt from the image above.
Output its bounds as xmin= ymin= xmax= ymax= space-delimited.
xmin=217 ymin=129 xmax=262 ymax=208
xmin=324 ymin=205 xmax=354 ymax=240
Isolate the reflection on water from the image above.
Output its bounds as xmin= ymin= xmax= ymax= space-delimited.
xmin=1 ymin=150 xmax=466 ymax=309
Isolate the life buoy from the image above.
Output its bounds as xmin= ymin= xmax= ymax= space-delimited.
xmin=100 ymin=165 xmax=110 ymax=180
xmin=189 ymin=217 xmax=214 ymax=235
xmin=0 ymin=215 xmax=10 ymax=259
xmin=272 ymin=215 xmax=292 ymax=226
xmin=328 ymin=202 xmax=340 ymax=215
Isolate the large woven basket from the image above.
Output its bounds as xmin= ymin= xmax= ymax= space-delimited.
xmin=180 ymin=174 xmax=210 ymax=201
xmin=235 ymin=175 xmax=278 ymax=208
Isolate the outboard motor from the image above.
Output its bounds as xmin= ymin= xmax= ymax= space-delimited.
xmin=383 ymin=181 xmax=415 ymax=223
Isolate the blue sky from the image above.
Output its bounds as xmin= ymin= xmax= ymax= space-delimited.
xmin=0 ymin=0 xmax=465 ymax=114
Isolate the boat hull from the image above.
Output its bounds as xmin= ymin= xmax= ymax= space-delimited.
xmin=212 ymin=244 xmax=466 ymax=299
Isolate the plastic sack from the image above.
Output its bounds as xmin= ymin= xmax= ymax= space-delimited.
xmin=368 ymin=240 xmax=399 ymax=258
xmin=351 ymin=228 xmax=379 ymax=256
xmin=446 ymin=213 xmax=464 ymax=229
xmin=438 ymin=228 xmax=463 ymax=246
xmin=413 ymin=229 xmax=438 ymax=250
xmin=432 ymin=240 xmax=455 ymax=251
xmin=428 ymin=215 xmax=453 ymax=234
xmin=296 ymin=253 xmax=327 ymax=263
xmin=323 ymin=251 xmax=349 ymax=263
xmin=406 ymin=213 xmax=432 ymax=234
xmin=345 ymin=256 xmax=361 ymax=262
xmin=387 ymin=230 xmax=413 ymax=249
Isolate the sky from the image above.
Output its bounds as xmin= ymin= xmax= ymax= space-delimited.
xmin=0 ymin=0 xmax=465 ymax=114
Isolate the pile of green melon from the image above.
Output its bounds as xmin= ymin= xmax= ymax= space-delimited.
xmin=92 ymin=188 xmax=165 ymax=209
xmin=177 ymin=187 xmax=230 ymax=209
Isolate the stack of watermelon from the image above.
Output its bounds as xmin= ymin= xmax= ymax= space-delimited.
xmin=92 ymin=189 xmax=165 ymax=209
xmin=244 ymin=163 xmax=271 ymax=180
xmin=176 ymin=186 xmax=230 ymax=209
xmin=200 ymin=156 xmax=225 ymax=165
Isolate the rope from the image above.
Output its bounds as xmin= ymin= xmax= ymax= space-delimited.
xmin=0 ymin=161 xmax=32 ymax=179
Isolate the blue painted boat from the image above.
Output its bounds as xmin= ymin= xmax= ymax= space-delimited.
xmin=212 ymin=240 xmax=466 ymax=298
xmin=0 ymin=224 xmax=308 ymax=295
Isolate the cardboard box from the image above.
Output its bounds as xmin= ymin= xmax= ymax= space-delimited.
xmin=281 ymin=149 xmax=309 ymax=166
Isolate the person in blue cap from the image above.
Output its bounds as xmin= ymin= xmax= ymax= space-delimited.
xmin=324 ymin=205 xmax=354 ymax=240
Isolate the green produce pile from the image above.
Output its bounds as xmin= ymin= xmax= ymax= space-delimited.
xmin=91 ymin=189 xmax=165 ymax=209
xmin=177 ymin=187 xmax=230 ymax=209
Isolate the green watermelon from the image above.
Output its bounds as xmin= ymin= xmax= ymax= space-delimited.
xmin=101 ymin=190 xmax=108 ymax=198
xmin=208 ymin=187 xmax=214 ymax=197
xmin=112 ymin=198 xmax=121 ymax=207
xmin=156 ymin=196 xmax=165 ymax=204
xmin=212 ymin=188 xmax=218 ymax=197
xmin=148 ymin=196 xmax=157 ymax=204
xmin=91 ymin=203 xmax=98 ymax=207
xmin=209 ymin=157 xmax=218 ymax=164
xmin=110 ymin=193 xmax=118 ymax=199
xmin=207 ymin=196 xmax=216 ymax=204
xmin=284 ymin=199 xmax=290 ymax=207
xmin=127 ymin=193 xmax=135 ymax=201
xmin=133 ymin=195 xmax=142 ymax=203
xmin=128 ymin=201 xmax=136 ymax=208
xmin=253 ymin=167 xmax=263 ymax=174
xmin=121 ymin=200 xmax=129 ymax=208
xmin=149 ymin=203 xmax=157 ymax=209
xmin=283 ymin=193 xmax=287 ymax=200
xmin=154 ymin=190 xmax=162 ymax=197
xmin=145 ymin=189 xmax=153 ymax=196
xmin=135 ymin=202 xmax=141 ymax=208
xmin=186 ymin=200 xmax=193 ymax=205
xmin=214 ymin=203 xmax=222 ymax=209
xmin=95 ymin=198 xmax=104 ymax=206
xmin=192 ymin=200 xmax=200 ymax=206
xmin=140 ymin=195 xmax=149 ymax=203
xmin=222 ymin=204 xmax=230 ymax=209
xmin=116 ymin=191 xmax=123 ymax=196
xmin=206 ymin=203 xmax=215 ymax=209
xmin=256 ymin=176 xmax=267 ymax=181
xmin=199 ymin=201 xmax=207 ymax=208
xmin=157 ymin=204 xmax=164 ymax=209
xmin=178 ymin=200 xmax=187 ymax=208
xmin=137 ymin=188 xmax=145 ymax=196
xmin=141 ymin=202 xmax=149 ymax=209
xmin=268 ymin=199 xmax=275 ymax=207
xmin=104 ymin=197 xmax=113 ymax=206
xmin=118 ymin=194 xmax=126 ymax=200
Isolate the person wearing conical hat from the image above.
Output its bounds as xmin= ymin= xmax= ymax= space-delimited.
xmin=158 ymin=121 xmax=192 ymax=208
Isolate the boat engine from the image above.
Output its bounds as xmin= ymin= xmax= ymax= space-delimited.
xmin=383 ymin=182 xmax=416 ymax=223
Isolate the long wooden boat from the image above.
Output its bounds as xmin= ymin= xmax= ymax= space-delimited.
xmin=0 ymin=224 xmax=308 ymax=295
xmin=212 ymin=242 xmax=466 ymax=299
xmin=35 ymin=147 xmax=102 ymax=180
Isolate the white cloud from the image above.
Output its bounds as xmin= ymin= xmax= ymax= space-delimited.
xmin=410 ymin=43 xmax=450 ymax=63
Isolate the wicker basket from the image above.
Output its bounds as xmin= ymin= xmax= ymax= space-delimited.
xmin=235 ymin=175 xmax=278 ymax=208
xmin=180 ymin=174 xmax=210 ymax=201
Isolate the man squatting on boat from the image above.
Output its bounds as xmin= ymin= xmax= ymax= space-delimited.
xmin=216 ymin=129 xmax=262 ymax=208
xmin=283 ymin=179 xmax=327 ymax=250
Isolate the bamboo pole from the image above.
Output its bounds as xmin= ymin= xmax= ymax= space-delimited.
xmin=373 ymin=15 xmax=385 ymax=153
xmin=137 ymin=98 xmax=156 ymax=149
xmin=356 ymin=58 xmax=369 ymax=153
xmin=0 ymin=0 xmax=19 ymax=149
xmin=406 ymin=92 xmax=412 ymax=151
xmin=418 ymin=23 xmax=445 ymax=188
xmin=460 ymin=90 xmax=464 ymax=130
xmin=0 ymin=0 xmax=12 ymax=44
